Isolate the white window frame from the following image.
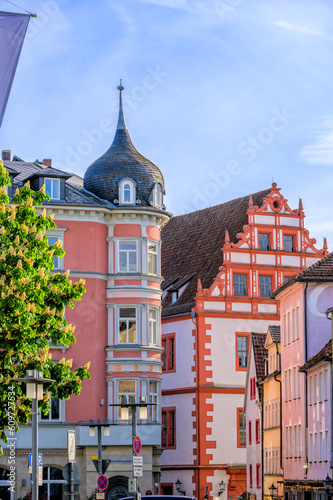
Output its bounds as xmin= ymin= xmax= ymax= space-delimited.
xmin=117 ymin=239 xmax=138 ymax=273
xmin=154 ymin=183 xmax=163 ymax=207
xmin=117 ymin=306 xmax=137 ymax=344
xmin=147 ymin=241 xmax=158 ymax=275
xmin=309 ymin=376 xmax=313 ymax=404
xmin=324 ymin=369 xmax=328 ymax=400
xmin=149 ymin=379 xmax=159 ymax=422
xmin=46 ymin=228 xmax=66 ymax=271
xmin=148 ymin=307 xmax=159 ymax=346
xmin=45 ymin=178 xmax=60 ymax=200
xmin=40 ymin=394 xmax=63 ymax=422
xmin=119 ymin=178 xmax=136 ymax=205
xmin=314 ymin=374 xmax=318 ymax=404
xmin=117 ymin=379 xmax=137 ymax=420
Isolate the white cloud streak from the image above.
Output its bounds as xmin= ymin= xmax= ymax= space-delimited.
xmin=300 ymin=117 xmax=333 ymax=165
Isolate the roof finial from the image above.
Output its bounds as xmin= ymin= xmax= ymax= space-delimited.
xmin=249 ymin=194 xmax=254 ymax=207
xmin=324 ymin=237 xmax=328 ymax=252
xmin=298 ymin=198 xmax=303 ymax=211
xmin=116 ymin=79 xmax=126 ymax=131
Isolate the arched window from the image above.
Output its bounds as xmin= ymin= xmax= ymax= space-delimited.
xmin=0 ymin=468 xmax=14 ymax=500
xmin=39 ymin=466 xmax=65 ymax=499
xmin=119 ymin=179 xmax=135 ymax=205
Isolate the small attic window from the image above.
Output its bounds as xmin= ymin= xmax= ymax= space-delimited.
xmin=154 ymin=183 xmax=163 ymax=207
xmin=119 ymin=179 xmax=136 ymax=205
xmin=171 ymin=291 xmax=178 ymax=304
xmin=45 ymin=178 xmax=60 ymax=199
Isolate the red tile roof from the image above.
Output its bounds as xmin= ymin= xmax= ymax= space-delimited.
xmin=252 ymin=333 xmax=267 ymax=386
xmin=161 ymin=189 xmax=270 ymax=317
xmin=272 ymin=251 xmax=333 ymax=298
xmin=300 ymin=339 xmax=332 ymax=371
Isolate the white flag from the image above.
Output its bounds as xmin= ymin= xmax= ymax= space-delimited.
xmin=0 ymin=12 xmax=30 ymax=127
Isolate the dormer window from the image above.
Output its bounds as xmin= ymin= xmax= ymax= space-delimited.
xmin=154 ymin=183 xmax=163 ymax=207
xmin=45 ymin=178 xmax=60 ymax=200
xmin=119 ymin=179 xmax=136 ymax=205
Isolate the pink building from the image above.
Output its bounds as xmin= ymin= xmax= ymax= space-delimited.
xmin=273 ymin=252 xmax=333 ymax=500
xmin=0 ymin=84 xmax=169 ymax=499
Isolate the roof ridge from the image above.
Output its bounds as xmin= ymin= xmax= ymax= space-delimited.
xmin=171 ymin=188 xmax=271 ymax=219
xmin=295 ymin=250 xmax=333 ymax=278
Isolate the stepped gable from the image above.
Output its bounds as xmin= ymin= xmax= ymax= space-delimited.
xmin=84 ymin=82 xmax=165 ymax=206
xmin=272 ymin=250 xmax=333 ymax=298
xmin=161 ymin=188 xmax=270 ymax=317
xmin=252 ymin=332 xmax=267 ymax=400
xmin=300 ymin=339 xmax=332 ymax=371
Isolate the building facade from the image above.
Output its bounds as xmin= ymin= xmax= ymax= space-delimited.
xmin=160 ymin=185 xmax=327 ymax=500
xmin=244 ymin=332 xmax=266 ymax=500
xmin=273 ymin=252 xmax=333 ymax=500
xmin=0 ymin=84 xmax=169 ymax=499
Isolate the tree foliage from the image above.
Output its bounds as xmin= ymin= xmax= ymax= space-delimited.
xmin=0 ymin=162 xmax=91 ymax=453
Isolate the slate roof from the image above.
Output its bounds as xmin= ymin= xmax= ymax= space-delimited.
xmin=3 ymin=160 xmax=112 ymax=207
xmin=252 ymin=333 xmax=267 ymax=400
xmin=84 ymin=128 xmax=165 ymax=206
xmin=300 ymin=339 xmax=332 ymax=371
xmin=272 ymin=251 xmax=333 ymax=298
xmin=3 ymin=160 xmax=43 ymax=182
xmin=268 ymin=325 xmax=280 ymax=344
xmin=161 ymin=189 xmax=270 ymax=317
xmin=23 ymin=166 xmax=72 ymax=181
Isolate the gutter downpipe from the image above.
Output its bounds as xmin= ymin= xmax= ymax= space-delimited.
xmin=304 ymin=281 xmax=309 ymax=473
xmin=324 ymin=306 xmax=333 ymax=473
xmin=191 ymin=310 xmax=200 ymax=498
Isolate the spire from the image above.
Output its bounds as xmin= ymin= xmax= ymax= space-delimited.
xmin=116 ymin=79 xmax=126 ymax=131
xmin=298 ymin=198 xmax=303 ymax=211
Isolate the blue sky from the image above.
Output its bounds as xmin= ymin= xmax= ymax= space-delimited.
xmin=1 ymin=0 xmax=333 ymax=248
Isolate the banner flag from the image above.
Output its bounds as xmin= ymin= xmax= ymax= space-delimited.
xmin=0 ymin=12 xmax=30 ymax=127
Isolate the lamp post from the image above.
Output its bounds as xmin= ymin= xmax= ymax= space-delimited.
xmin=14 ymin=370 xmax=54 ymax=500
xmin=109 ymin=396 xmax=154 ymax=500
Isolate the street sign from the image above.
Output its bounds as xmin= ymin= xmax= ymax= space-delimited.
xmin=29 ymin=453 xmax=42 ymax=466
xmin=96 ymin=493 xmax=105 ymax=500
xmin=68 ymin=430 xmax=76 ymax=462
xmin=62 ymin=462 xmax=79 ymax=482
xmin=133 ymin=456 xmax=143 ymax=466
xmin=97 ymin=475 xmax=108 ymax=491
xmin=38 ymin=466 xmax=43 ymax=486
xmin=133 ymin=435 xmax=142 ymax=455
xmin=134 ymin=466 xmax=143 ymax=477
xmin=146 ymin=490 xmax=153 ymax=495
xmin=91 ymin=459 xmax=111 ymax=475
xmin=128 ymin=478 xmax=137 ymax=493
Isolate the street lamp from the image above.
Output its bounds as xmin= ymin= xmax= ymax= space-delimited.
xmin=269 ymin=483 xmax=278 ymax=500
xmin=175 ymin=479 xmax=185 ymax=496
xmin=324 ymin=474 xmax=333 ymax=492
xmin=14 ymin=370 xmax=54 ymax=500
xmin=109 ymin=396 xmax=154 ymax=500
xmin=218 ymin=479 xmax=226 ymax=496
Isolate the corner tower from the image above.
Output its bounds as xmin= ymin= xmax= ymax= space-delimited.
xmin=84 ymin=82 xmax=170 ymax=494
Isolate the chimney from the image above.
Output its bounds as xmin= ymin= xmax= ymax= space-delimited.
xmin=43 ymin=159 xmax=52 ymax=167
xmin=2 ymin=150 xmax=11 ymax=161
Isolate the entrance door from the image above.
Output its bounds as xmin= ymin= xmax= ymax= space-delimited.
xmin=0 ymin=468 xmax=14 ymax=500
xmin=106 ymin=476 xmax=129 ymax=500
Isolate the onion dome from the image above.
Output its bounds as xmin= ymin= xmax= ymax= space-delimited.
xmin=84 ymin=81 xmax=165 ymax=209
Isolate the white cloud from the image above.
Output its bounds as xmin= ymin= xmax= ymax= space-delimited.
xmin=299 ymin=117 xmax=333 ymax=165
xmin=275 ymin=21 xmax=333 ymax=41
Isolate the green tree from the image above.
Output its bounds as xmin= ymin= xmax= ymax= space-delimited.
xmin=0 ymin=161 xmax=91 ymax=453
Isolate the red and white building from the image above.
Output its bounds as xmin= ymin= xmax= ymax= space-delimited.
xmin=160 ymin=185 xmax=327 ymax=500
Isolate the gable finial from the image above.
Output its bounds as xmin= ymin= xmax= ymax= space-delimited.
xmin=249 ymin=194 xmax=254 ymax=207
xmin=298 ymin=198 xmax=303 ymax=211
xmin=116 ymin=79 xmax=126 ymax=131
xmin=324 ymin=237 xmax=328 ymax=252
